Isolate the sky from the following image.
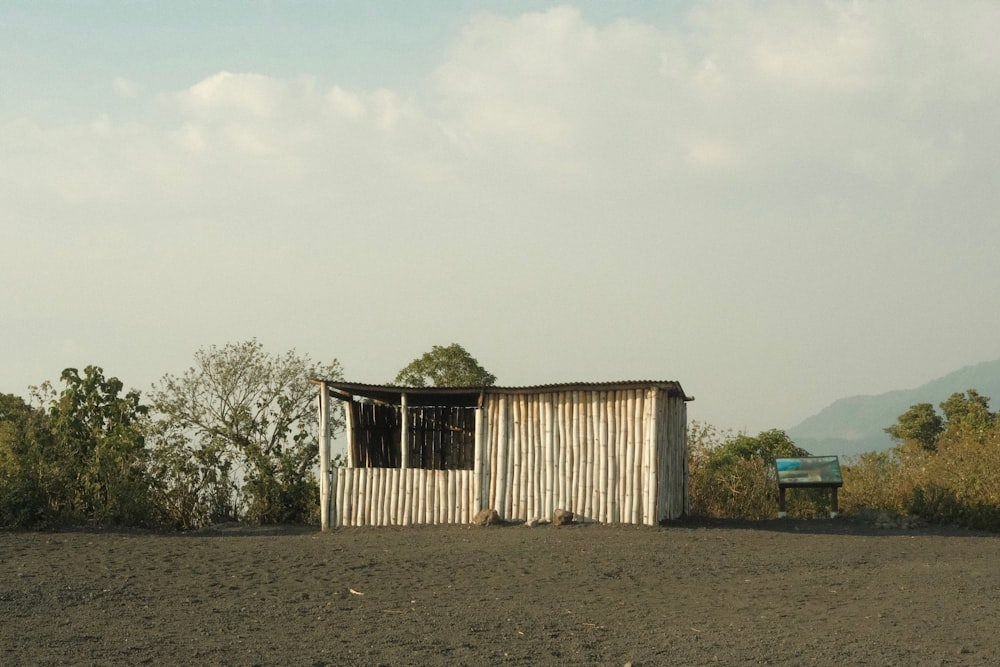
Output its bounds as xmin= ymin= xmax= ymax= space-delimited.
xmin=3 ymin=0 xmax=1000 ymax=436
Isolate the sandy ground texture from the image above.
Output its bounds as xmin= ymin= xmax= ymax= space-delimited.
xmin=1 ymin=519 xmax=998 ymax=666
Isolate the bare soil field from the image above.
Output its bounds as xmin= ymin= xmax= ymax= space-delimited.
xmin=1 ymin=519 xmax=998 ymax=666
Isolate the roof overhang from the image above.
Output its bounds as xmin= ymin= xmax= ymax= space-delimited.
xmin=313 ymin=380 xmax=692 ymax=408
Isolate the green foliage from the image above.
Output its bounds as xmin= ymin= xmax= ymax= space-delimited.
xmin=842 ymin=388 xmax=1000 ymax=529
xmin=149 ymin=340 xmax=343 ymax=525
xmin=393 ymin=343 xmax=496 ymax=387
xmin=50 ymin=367 xmax=154 ymax=525
xmin=939 ymin=389 xmax=993 ymax=433
xmin=0 ymin=368 xmax=153 ymax=528
xmin=687 ymin=423 xmax=820 ymax=520
xmin=705 ymin=428 xmax=808 ymax=469
xmin=884 ymin=403 xmax=943 ymax=451
xmin=0 ymin=393 xmax=53 ymax=527
xmin=144 ymin=421 xmax=239 ymax=530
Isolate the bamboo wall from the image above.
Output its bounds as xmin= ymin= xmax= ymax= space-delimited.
xmin=479 ymin=388 xmax=687 ymax=526
xmin=331 ymin=468 xmax=475 ymax=527
xmin=324 ymin=386 xmax=687 ymax=528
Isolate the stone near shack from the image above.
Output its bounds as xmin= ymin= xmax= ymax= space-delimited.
xmin=473 ymin=508 xmax=501 ymax=526
xmin=553 ymin=509 xmax=574 ymax=526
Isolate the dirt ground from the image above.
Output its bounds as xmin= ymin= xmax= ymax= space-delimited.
xmin=1 ymin=518 xmax=998 ymax=666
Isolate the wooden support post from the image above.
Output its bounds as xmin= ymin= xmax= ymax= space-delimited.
xmin=344 ymin=394 xmax=355 ymax=469
xmin=318 ymin=382 xmax=331 ymax=531
xmin=400 ymin=393 xmax=409 ymax=470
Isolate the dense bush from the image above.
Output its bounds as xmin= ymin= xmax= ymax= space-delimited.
xmin=149 ymin=340 xmax=342 ymax=526
xmin=0 ymin=368 xmax=154 ymax=528
xmin=841 ymin=411 xmax=1000 ymax=530
xmin=0 ymin=342 xmax=342 ymax=530
xmin=686 ymin=423 xmax=828 ymax=520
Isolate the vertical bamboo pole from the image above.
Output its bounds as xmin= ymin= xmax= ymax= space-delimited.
xmin=487 ymin=397 xmax=498 ymax=511
xmin=447 ymin=470 xmax=456 ymax=524
xmin=396 ymin=467 xmax=405 ymax=526
xmin=593 ymin=391 xmax=603 ymax=521
xmin=633 ymin=390 xmax=645 ymax=524
xmin=317 ymin=383 xmax=330 ymax=530
xmin=343 ymin=395 xmax=355 ymax=469
xmin=426 ymin=469 xmax=435 ymax=524
xmin=495 ymin=396 xmax=508 ymax=520
xmin=357 ymin=468 xmax=365 ymax=527
xmin=597 ymin=391 xmax=609 ymax=523
xmin=524 ymin=395 xmax=533 ymax=521
xmin=366 ymin=468 xmax=376 ymax=526
xmin=432 ymin=470 xmax=439 ymax=525
xmin=436 ymin=470 xmax=445 ymax=524
xmin=346 ymin=467 xmax=355 ymax=526
xmin=382 ymin=468 xmax=391 ymax=526
xmin=643 ymin=389 xmax=656 ymax=525
xmin=554 ymin=395 xmax=563 ymax=513
xmin=562 ymin=392 xmax=572 ymax=514
xmin=383 ymin=468 xmax=392 ymax=527
xmin=372 ymin=468 xmax=381 ymax=526
xmin=555 ymin=394 xmax=566 ymax=514
xmin=571 ymin=391 xmax=580 ymax=518
xmin=474 ymin=404 xmax=484 ymax=513
xmin=670 ymin=395 xmax=679 ymax=517
xmin=399 ymin=393 xmax=409 ymax=473
xmin=617 ymin=391 xmax=628 ymax=521
xmin=585 ymin=392 xmax=596 ymax=521
xmin=525 ymin=395 xmax=533 ymax=521
xmin=460 ymin=470 xmax=469 ymax=523
xmin=624 ymin=391 xmax=635 ymax=524
xmin=337 ymin=467 xmax=345 ymax=528
xmin=533 ymin=397 xmax=543 ymax=520
xmin=414 ymin=468 xmax=424 ymax=525
xmin=512 ymin=396 xmax=522 ymax=521
xmin=608 ymin=390 xmax=619 ymax=523
xmin=344 ymin=466 xmax=354 ymax=527
xmin=542 ymin=394 xmax=553 ymax=521
xmin=332 ymin=467 xmax=342 ymax=528
xmin=655 ymin=394 xmax=665 ymax=522
xmin=402 ymin=466 xmax=412 ymax=526
xmin=507 ymin=396 xmax=517 ymax=519
xmin=525 ymin=395 xmax=536 ymax=521
xmin=370 ymin=468 xmax=379 ymax=526
xmin=388 ymin=468 xmax=398 ymax=526
xmin=581 ymin=393 xmax=593 ymax=522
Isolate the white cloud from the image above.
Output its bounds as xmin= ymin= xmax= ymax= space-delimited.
xmin=4 ymin=2 xmax=1000 ymax=432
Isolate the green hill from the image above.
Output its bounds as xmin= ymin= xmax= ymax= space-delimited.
xmin=788 ymin=359 xmax=1000 ymax=459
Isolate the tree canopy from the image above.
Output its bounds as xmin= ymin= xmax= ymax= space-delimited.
xmin=884 ymin=403 xmax=944 ymax=451
xmin=705 ymin=428 xmax=809 ymax=469
xmin=150 ymin=340 xmax=344 ymax=524
xmin=393 ymin=343 xmax=496 ymax=387
xmin=886 ymin=388 xmax=994 ymax=452
xmin=0 ymin=367 xmax=152 ymax=527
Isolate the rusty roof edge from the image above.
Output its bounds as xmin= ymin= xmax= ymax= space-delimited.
xmin=313 ymin=379 xmax=692 ymax=400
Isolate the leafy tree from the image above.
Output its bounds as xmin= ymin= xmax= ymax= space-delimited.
xmin=0 ymin=368 xmax=152 ymax=527
xmin=393 ymin=343 xmax=496 ymax=387
xmin=939 ymin=389 xmax=993 ymax=433
xmin=687 ymin=425 xmax=814 ymax=520
xmin=48 ymin=367 xmax=153 ymax=525
xmin=706 ymin=428 xmax=809 ymax=469
xmin=0 ymin=392 xmax=54 ymax=526
xmin=885 ymin=403 xmax=944 ymax=451
xmin=149 ymin=340 xmax=344 ymax=524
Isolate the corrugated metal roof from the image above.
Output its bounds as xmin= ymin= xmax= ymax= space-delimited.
xmin=314 ymin=379 xmax=692 ymax=406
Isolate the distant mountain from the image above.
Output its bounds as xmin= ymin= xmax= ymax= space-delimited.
xmin=787 ymin=359 xmax=1000 ymax=459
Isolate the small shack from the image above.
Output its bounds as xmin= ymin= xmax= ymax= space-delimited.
xmin=315 ymin=380 xmax=692 ymax=529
